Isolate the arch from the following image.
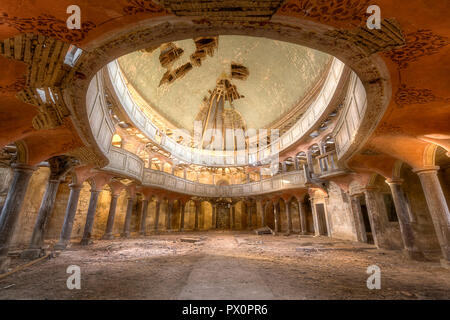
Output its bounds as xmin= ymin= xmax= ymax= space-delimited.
xmin=423 ymin=143 xmax=439 ymax=168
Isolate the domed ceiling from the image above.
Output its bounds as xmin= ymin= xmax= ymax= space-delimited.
xmin=118 ymin=35 xmax=331 ymax=132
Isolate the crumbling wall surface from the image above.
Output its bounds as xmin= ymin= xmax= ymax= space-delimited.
xmin=325 ymin=182 xmax=358 ymax=241
xmin=10 ymin=167 xmax=50 ymax=249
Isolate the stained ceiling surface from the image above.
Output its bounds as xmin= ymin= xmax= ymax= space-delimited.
xmin=118 ymin=35 xmax=331 ymax=132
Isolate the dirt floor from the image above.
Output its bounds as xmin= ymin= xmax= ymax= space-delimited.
xmin=0 ymin=231 xmax=449 ymax=300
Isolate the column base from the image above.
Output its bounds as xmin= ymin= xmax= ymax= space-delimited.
xmin=80 ymin=238 xmax=93 ymax=246
xmin=0 ymin=256 xmax=11 ymax=274
xmin=20 ymin=248 xmax=46 ymax=260
xmin=102 ymin=234 xmax=114 ymax=240
xmin=440 ymin=259 xmax=450 ymax=270
xmin=54 ymin=241 xmax=69 ymax=251
xmin=121 ymin=232 xmax=130 ymax=238
xmin=403 ymin=249 xmax=427 ymax=261
xmin=139 ymin=232 xmax=147 ymax=236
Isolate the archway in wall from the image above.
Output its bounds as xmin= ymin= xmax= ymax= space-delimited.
xmin=266 ymin=202 xmax=275 ymax=230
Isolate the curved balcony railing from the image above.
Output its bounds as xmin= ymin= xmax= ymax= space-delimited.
xmin=102 ymin=146 xmax=307 ymax=197
xmin=106 ymin=58 xmax=345 ymax=167
xmin=333 ymin=73 xmax=368 ymax=159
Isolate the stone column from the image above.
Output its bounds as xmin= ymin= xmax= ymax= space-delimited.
xmin=256 ymin=199 xmax=263 ymax=228
xmin=231 ymin=205 xmax=236 ymax=230
xmin=21 ymin=177 xmax=61 ymax=259
xmin=154 ymin=199 xmax=161 ymax=231
xmin=0 ymin=164 xmax=36 ymax=272
xmin=246 ymin=202 xmax=252 ymax=229
xmin=54 ymin=183 xmax=83 ymax=250
xmin=228 ymin=205 xmax=232 ymax=229
xmin=194 ymin=201 xmax=200 ymax=231
xmin=213 ymin=203 xmax=218 ymax=229
xmin=294 ymin=158 xmax=300 ymax=171
xmin=179 ymin=201 xmax=185 ymax=231
xmin=350 ymin=195 xmax=368 ymax=243
xmin=166 ymin=199 xmax=173 ymax=230
xmin=386 ymin=179 xmax=425 ymax=260
xmin=102 ymin=193 xmax=119 ymax=240
xmin=211 ymin=202 xmax=216 ymax=229
xmin=80 ymin=189 xmax=101 ymax=245
xmin=121 ymin=197 xmax=134 ymax=238
xmin=274 ymin=202 xmax=280 ymax=234
xmin=306 ymin=150 xmax=314 ymax=178
xmin=139 ymin=199 xmax=149 ymax=235
xmin=323 ymin=196 xmax=332 ymax=237
xmin=415 ymin=168 xmax=450 ymax=265
xmin=263 ymin=202 xmax=270 ymax=227
xmin=297 ymin=199 xmax=307 ymax=235
xmin=285 ymin=200 xmax=293 ymax=234
xmin=281 ymin=162 xmax=287 ymax=173
xmin=363 ymin=188 xmax=391 ymax=249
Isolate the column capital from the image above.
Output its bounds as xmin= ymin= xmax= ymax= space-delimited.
xmin=363 ymin=186 xmax=379 ymax=193
xmin=68 ymin=183 xmax=83 ymax=190
xmin=385 ymin=178 xmax=404 ymax=185
xmin=110 ymin=192 xmax=121 ymax=198
xmin=11 ymin=163 xmax=37 ymax=173
xmin=412 ymin=166 xmax=440 ymax=175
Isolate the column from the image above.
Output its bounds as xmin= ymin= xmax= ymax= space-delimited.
xmin=281 ymin=162 xmax=287 ymax=173
xmin=166 ymin=199 xmax=173 ymax=230
xmin=194 ymin=201 xmax=200 ymax=231
xmin=80 ymin=189 xmax=101 ymax=245
xmin=296 ymin=199 xmax=306 ymax=234
xmin=263 ymin=202 xmax=270 ymax=227
xmin=139 ymin=199 xmax=149 ymax=235
xmin=154 ymin=199 xmax=161 ymax=232
xmin=179 ymin=201 xmax=185 ymax=231
xmin=211 ymin=202 xmax=215 ymax=229
xmin=306 ymin=150 xmax=314 ymax=178
xmin=246 ymin=202 xmax=252 ymax=229
xmin=22 ymin=176 xmax=62 ymax=259
xmin=0 ymin=164 xmax=36 ymax=272
xmin=415 ymin=168 xmax=450 ymax=264
xmin=386 ymin=179 xmax=425 ymax=260
xmin=183 ymin=168 xmax=187 ymax=180
xmin=232 ymin=205 xmax=236 ymax=230
xmin=294 ymin=157 xmax=300 ymax=171
xmin=54 ymin=183 xmax=83 ymax=250
xmin=228 ymin=205 xmax=232 ymax=229
xmin=256 ymin=199 xmax=263 ymax=228
xmin=285 ymin=200 xmax=293 ymax=234
xmin=350 ymin=195 xmax=367 ymax=243
xmin=102 ymin=193 xmax=119 ymax=240
xmin=121 ymin=197 xmax=134 ymax=238
xmin=364 ymin=188 xmax=390 ymax=249
xmin=274 ymin=202 xmax=280 ymax=234
xmin=213 ymin=203 xmax=218 ymax=229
